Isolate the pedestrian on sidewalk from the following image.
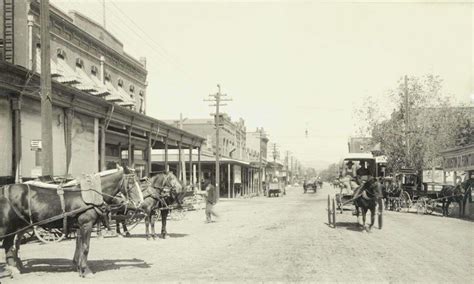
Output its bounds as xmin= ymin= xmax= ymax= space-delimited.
xmin=199 ymin=181 xmax=219 ymax=223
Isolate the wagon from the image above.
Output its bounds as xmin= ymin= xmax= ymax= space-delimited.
xmin=303 ymin=178 xmax=318 ymax=193
xmin=267 ymin=181 xmax=284 ymax=197
xmin=327 ymin=153 xmax=383 ymax=229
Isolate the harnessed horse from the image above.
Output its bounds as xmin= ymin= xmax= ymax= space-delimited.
xmin=0 ymin=165 xmax=142 ymax=278
xmin=111 ymin=172 xmax=187 ymax=240
xmin=353 ymin=178 xmax=383 ymax=232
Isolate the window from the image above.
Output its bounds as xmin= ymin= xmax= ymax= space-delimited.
xmin=76 ymin=58 xmax=84 ymax=68
xmin=91 ymin=65 xmax=98 ymax=76
xmin=104 ymin=72 xmax=111 ymax=82
xmin=57 ymin=48 xmax=66 ymax=59
xmin=139 ymin=90 xmax=145 ymax=97
xmin=118 ymin=78 xmax=124 ymax=87
xmin=129 ymin=85 xmax=135 ymax=93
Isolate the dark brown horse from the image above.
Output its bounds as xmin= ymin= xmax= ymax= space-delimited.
xmin=440 ymin=179 xmax=473 ymax=217
xmin=354 ymin=179 xmax=383 ymax=232
xmin=107 ymin=172 xmax=188 ymax=240
xmin=0 ymin=166 xmax=141 ymax=278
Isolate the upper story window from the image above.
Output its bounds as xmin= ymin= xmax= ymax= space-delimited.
xmin=139 ymin=90 xmax=145 ymax=97
xmin=118 ymin=78 xmax=124 ymax=87
xmin=104 ymin=72 xmax=111 ymax=82
xmin=129 ymin=85 xmax=135 ymax=93
xmin=57 ymin=48 xmax=66 ymax=60
xmin=76 ymin=58 xmax=84 ymax=69
xmin=91 ymin=65 xmax=98 ymax=76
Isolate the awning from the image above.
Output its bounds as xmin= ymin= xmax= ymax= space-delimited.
xmin=116 ymin=86 xmax=136 ymax=106
xmin=89 ymin=75 xmax=110 ymax=97
xmin=53 ymin=59 xmax=81 ymax=84
xmin=73 ymin=67 xmax=99 ymax=93
xmin=104 ymin=81 xmax=123 ymax=102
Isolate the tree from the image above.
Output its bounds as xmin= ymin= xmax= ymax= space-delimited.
xmin=356 ymin=74 xmax=473 ymax=175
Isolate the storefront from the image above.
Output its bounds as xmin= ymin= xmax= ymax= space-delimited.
xmin=441 ymin=144 xmax=474 ymax=218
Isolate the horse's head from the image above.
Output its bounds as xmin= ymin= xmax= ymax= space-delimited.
xmin=120 ymin=166 xmax=145 ymax=207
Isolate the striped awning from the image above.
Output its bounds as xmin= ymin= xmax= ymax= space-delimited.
xmin=74 ymin=67 xmax=99 ymax=93
xmin=53 ymin=59 xmax=81 ymax=84
xmin=89 ymin=74 xmax=110 ymax=97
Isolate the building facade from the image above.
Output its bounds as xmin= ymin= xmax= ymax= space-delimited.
xmin=0 ymin=1 xmax=204 ymax=184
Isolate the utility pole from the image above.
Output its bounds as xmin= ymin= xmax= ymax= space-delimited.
xmin=404 ymin=75 xmax=410 ymax=168
xmin=271 ymin=143 xmax=279 ymax=162
xmin=40 ymin=0 xmax=53 ymax=176
xmin=205 ymin=84 xmax=232 ymax=200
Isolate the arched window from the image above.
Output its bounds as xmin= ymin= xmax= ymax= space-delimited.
xmin=129 ymin=84 xmax=135 ymax=93
xmin=57 ymin=48 xmax=66 ymax=59
xmin=91 ymin=65 xmax=98 ymax=76
xmin=104 ymin=72 xmax=111 ymax=82
xmin=118 ymin=78 xmax=124 ymax=87
xmin=76 ymin=58 xmax=84 ymax=68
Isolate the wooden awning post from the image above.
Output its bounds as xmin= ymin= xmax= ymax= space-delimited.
xmin=198 ymin=146 xmax=202 ymax=190
xmin=189 ymin=144 xmax=193 ymax=187
xmin=127 ymin=127 xmax=133 ymax=167
xmin=178 ymin=140 xmax=182 ymax=182
xmin=164 ymin=136 xmax=169 ymax=172
xmin=146 ymin=132 xmax=151 ymax=176
xmin=99 ymin=119 xmax=106 ymax=171
xmin=228 ymin=163 xmax=231 ymax=198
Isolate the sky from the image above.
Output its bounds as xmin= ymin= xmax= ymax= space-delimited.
xmin=51 ymin=0 xmax=473 ymax=169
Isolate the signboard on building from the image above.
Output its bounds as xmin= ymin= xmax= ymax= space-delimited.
xmin=234 ymin=165 xmax=241 ymax=183
xmin=30 ymin=139 xmax=42 ymax=151
xmin=442 ymin=146 xmax=474 ymax=172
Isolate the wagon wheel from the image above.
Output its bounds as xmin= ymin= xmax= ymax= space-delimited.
xmin=415 ymin=197 xmax=427 ymax=215
xmin=331 ymin=197 xmax=337 ymax=228
xmin=446 ymin=202 xmax=460 ymax=217
xmin=400 ymin=191 xmax=412 ymax=212
xmin=327 ymin=195 xmax=332 ymax=226
xmin=13 ymin=228 xmax=35 ymax=249
xmin=425 ymin=199 xmax=435 ymax=215
xmin=124 ymin=211 xmax=145 ymax=227
xmin=34 ymin=226 xmax=66 ymax=244
xmin=377 ymin=199 xmax=383 ymax=229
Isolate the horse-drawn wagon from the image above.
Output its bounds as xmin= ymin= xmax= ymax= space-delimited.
xmin=303 ymin=178 xmax=318 ymax=193
xmin=267 ymin=181 xmax=284 ymax=197
xmin=327 ymin=153 xmax=383 ymax=231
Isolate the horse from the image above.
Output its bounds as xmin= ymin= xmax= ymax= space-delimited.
xmin=353 ymin=179 xmax=383 ymax=232
xmin=440 ymin=179 xmax=473 ymax=217
xmin=110 ymin=172 xmax=188 ymax=240
xmin=0 ymin=165 xmax=142 ymax=278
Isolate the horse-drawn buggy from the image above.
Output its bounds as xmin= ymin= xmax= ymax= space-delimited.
xmin=327 ymin=153 xmax=383 ymax=231
xmin=303 ymin=177 xmax=319 ymax=193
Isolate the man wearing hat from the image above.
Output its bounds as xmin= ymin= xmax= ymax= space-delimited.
xmin=340 ymin=160 xmax=358 ymax=195
xmin=197 ymin=180 xmax=219 ymax=223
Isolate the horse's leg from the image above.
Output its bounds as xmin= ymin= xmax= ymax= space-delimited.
xmin=145 ymin=214 xmax=151 ymax=240
xmin=361 ymin=207 xmax=368 ymax=231
xmin=161 ymin=209 xmax=169 ymax=239
xmin=13 ymin=232 xmax=25 ymax=271
xmin=122 ymin=221 xmax=130 ymax=237
xmin=445 ymin=200 xmax=451 ymax=217
xmin=77 ymin=211 xmax=96 ymax=278
xmin=73 ymin=228 xmax=82 ymax=271
xmin=4 ymin=235 xmax=20 ymax=275
xmin=369 ymin=206 xmax=376 ymax=231
xmin=150 ymin=211 xmax=157 ymax=240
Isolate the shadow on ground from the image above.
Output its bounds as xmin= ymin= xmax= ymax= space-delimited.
xmin=19 ymin=258 xmax=150 ymax=274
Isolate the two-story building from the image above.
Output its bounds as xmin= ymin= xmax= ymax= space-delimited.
xmin=0 ymin=1 xmax=204 ymax=184
xmin=160 ymin=114 xmax=264 ymax=198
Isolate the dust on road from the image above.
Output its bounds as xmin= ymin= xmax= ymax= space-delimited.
xmin=2 ymin=184 xmax=473 ymax=283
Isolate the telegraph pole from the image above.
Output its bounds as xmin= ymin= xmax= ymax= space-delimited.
xmin=40 ymin=0 xmax=53 ymax=176
xmin=205 ymin=84 xmax=232 ymax=200
xmin=404 ymin=75 xmax=410 ymax=167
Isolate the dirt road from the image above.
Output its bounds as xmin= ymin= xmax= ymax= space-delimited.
xmin=2 ymin=184 xmax=473 ymax=283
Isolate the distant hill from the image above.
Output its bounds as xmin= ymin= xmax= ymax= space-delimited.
xmin=302 ymin=160 xmax=333 ymax=171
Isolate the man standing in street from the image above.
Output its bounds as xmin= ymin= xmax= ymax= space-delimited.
xmin=198 ymin=181 xmax=219 ymax=223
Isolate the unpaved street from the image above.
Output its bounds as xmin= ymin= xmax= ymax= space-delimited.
xmin=2 ymin=184 xmax=473 ymax=283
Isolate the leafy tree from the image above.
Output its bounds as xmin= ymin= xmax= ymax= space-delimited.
xmin=356 ymin=74 xmax=473 ymax=175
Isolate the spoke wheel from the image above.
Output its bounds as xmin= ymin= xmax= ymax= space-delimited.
xmin=34 ymin=226 xmax=66 ymax=244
